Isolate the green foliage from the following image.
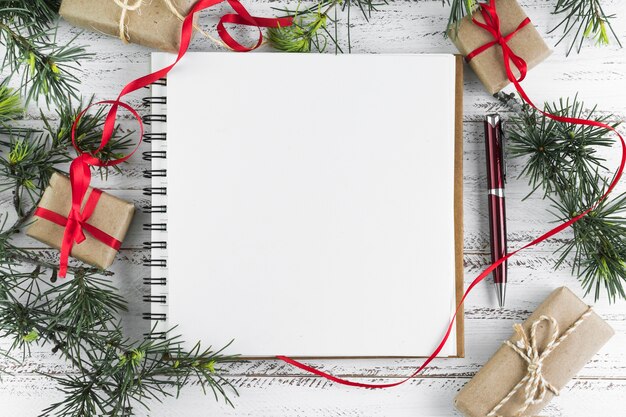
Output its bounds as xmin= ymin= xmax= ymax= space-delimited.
xmin=0 ymin=84 xmax=23 ymax=125
xmin=507 ymin=95 xmax=615 ymax=198
xmin=443 ymin=0 xmax=477 ymax=34
xmin=0 ymin=1 xmax=91 ymax=107
xmin=551 ymin=182 xmax=626 ymax=301
xmin=550 ymin=0 xmax=621 ymax=56
xmin=506 ymin=95 xmax=625 ymax=301
xmin=268 ymin=6 xmax=328 ymax=52
xmin=0 ymin=99 xmax=134 ymax=213
xmin=270 ymin=0 xmax=388 ymax=53
xmin=42 ymin=335 xmax=236 ymax=417
xmin=0 ymin=0 xmax=62 ymax=30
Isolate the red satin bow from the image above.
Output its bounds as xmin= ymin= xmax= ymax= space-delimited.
xmin=34 ymin=188 xmax=122 ymax=277
xmin=277 ymin=0 xmax=626 ymax=388
xmin=465 ymin=0 xmax=530 ymax=83
xmin=51 ymin=0 xmax=292 ymax=277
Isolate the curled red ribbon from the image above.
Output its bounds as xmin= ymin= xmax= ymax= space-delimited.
xmin=52 ymin=0 xmax=292 ymax=277
xmin=278 ymin=0 xmax=625 ymax=388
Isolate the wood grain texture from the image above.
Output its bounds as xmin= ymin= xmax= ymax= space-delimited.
xmin=1 ymin=0 xmax=625 ymax=416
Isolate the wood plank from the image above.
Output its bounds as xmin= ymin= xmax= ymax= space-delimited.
xmin=0 ymin=374 xmax=624 ymax=417
xmin=1 ymin=0 xmax=625 ymax=415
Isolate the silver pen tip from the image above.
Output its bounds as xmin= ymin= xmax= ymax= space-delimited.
xmin=485 ymin=114 xmax=501 ymax=128
xmin=494 ymin=283 xmax=506 ymax=308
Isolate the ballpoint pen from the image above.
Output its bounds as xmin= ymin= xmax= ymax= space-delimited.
xmin=484 ymin=114 xmax=508 ymax=308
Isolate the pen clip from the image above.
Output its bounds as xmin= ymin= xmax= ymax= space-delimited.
xmin=500 ymin=120 xmax=507 ymax=184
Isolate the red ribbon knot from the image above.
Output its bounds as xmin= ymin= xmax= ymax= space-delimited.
xmin=34 ymin=185 xmax=122 ymax=278
xmin=65 ymin=208 xmax=86 ymax=244
xmin=465 ymin=0 xmax=531 ymax=84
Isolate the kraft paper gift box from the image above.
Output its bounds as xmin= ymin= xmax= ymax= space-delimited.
xmin=59 ymin=0 xmax=198 ymax=52
xmin=448 ymin=0 xmax=551 ymax=94
xmin=454 ymin=287 xmax=614 ymax=417
xmin=26 ymin=173 xmax=135 ymax=272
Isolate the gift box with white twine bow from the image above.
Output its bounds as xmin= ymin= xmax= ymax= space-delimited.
xmin=455 ymin=287 xmax=614 ymax=417
xmin=59 ymin=0 xmax=198 ymax=52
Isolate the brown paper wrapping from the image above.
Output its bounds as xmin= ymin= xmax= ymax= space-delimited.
xmin=455 ymin=287 xmax=614 ymax=417
xmin=59 ymin=0 xmax=197 ymax=52
xmin=448 ymin=0 xmax=551 ymax=94
xmin=26 ymin=173 xmax=135 ymax=271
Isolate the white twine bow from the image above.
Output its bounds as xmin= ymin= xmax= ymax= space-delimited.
xmin=112 ymin=0 xmax=228 ymax=48
xmin=113 ymin=0 xmax=143 ymax=43
xmin=487 ymin=308 xmax=592 ymax=417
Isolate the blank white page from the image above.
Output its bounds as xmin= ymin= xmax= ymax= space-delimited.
xmin=155 ymin=53 xmax=458 ymax=357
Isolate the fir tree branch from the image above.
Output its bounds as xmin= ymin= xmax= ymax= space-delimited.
xmin=549 ymin=0 xmax=622 ymax=56
xmin=269 ymin=0 xmax=387 ymax=53
xmin=506 ymin=94 xmax=624 ymax=301
xmin=0 ymin=6 xmax=91 ymax=107
xmin=442 ymin=0 xmax=477 ymax=35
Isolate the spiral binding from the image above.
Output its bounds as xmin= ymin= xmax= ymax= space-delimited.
xmin=143 ymin=241 xmax=166 ymax=249
xmin=143 ymin=187 xmax=166 ymax=196
xmin=142 ymin=114 xmax=167 ymax=125
xmin=143 ymin=277 xmax=167 ymax=285
xmin=143 ymin=223 xmax=166 ymax=232
xmin=143 ymin=78 xmax=166 ymax=88
xmin=143 ymin=169 xmax=167 ymax=178
xmin=144 ymin=132 xmax=166 ymax=143
xmin=142 ymin=151 xmax=166 ymax=161
xmin=143 ymin=295 xmax=167 ymax=303
xmin=142 ymin=96 xmax=167 ymax=106
xmin=142 ymin=204 xmax=167 ymax=213
xmin=143 ymin=259 xmax=167 ymax=267
xmin=142 ymin=313 xmax=167 ymax=321
xmin=143 ymin=78 xmax=169 ymax=330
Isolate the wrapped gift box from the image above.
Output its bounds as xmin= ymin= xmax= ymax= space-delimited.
xmin=59 ymin=0 xmax=197 ymax=52
xmin=455 ymin=286 xmax=614 ymax=417
xmin=448 ymin=0 xmax=551 ymax=94
xmin=26 ymin=173 xmax=135 ymax=272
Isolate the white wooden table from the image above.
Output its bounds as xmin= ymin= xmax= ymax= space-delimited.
xmin=2 ymin=1 xmax=625 ymax=416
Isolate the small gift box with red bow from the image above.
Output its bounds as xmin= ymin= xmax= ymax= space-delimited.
xmin=26 ymin=173 xmax=135 ymax=276
xmin=448 ymin=0 xmax=551 ymax=94
xmin=455 ymin=287 xmax=614 ymax=417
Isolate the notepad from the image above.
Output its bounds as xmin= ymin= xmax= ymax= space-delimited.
xmin=145 ymin=53 xmax=464 ymax=357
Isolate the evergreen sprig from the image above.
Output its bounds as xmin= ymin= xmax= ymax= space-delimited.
xmin=551 ymin=181 xmax=626 ymax=301
xmin=506 ymin=95 xmax=625 ymax=301
xmin=443 ymin=0 xmax=477 ymax=34
xmin=268 ymin=5 xmax=329 ymax=52
xmin=549 ymin=0 xmax=621 ymax=56
xmin=269 ymin=0 xmax=388 ymax=53
xmin=507 ymin=95 xmax=616 ymax=198
xmin=0 ymin=1 xmax=91 ymax=107
xmin=0 ymin=0 xmax=62 ymax=31
xmin=0 ymin=83 xmax=22 ymax=127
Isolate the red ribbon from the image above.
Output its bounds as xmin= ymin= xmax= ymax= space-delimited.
xmin=277 ymin=0 xmax=625 ymax=388
xmin=34 ymin=189 xmax=122 ymax=276
xmin=464 ymin=2 xmax=530 ymax=84
xmin=51 ymin=0 xmax=292 ymax=278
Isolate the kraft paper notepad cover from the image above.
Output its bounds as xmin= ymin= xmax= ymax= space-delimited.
xmin=148 ymin=53 xmax=464 ymax=358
